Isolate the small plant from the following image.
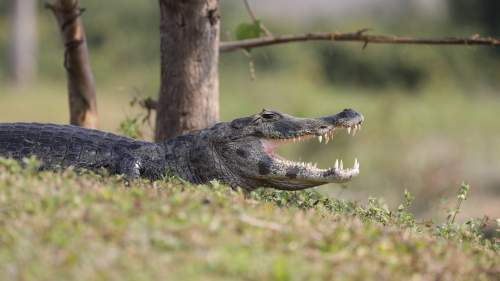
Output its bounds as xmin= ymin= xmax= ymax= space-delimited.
xmin=447 ymin=182 xmax=471 ymax=224
xmin=396 ymin=189 xmax=418 ymax=228
xmin=118 ymin=97 xmax=157 ymax=140
xmin=431 ymin=182 xmax=499 ymax=250
xmin=118 ymin=116 xmax=145 ymax=139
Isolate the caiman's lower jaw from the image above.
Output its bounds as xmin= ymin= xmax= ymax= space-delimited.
xmin=260 ymin=123 xmax=362 ymax=183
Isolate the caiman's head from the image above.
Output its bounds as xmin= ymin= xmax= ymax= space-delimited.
xmin=210 ymin=109 xmax=364 ymax=191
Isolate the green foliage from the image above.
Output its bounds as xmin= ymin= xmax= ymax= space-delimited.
xmin=448 ymin=0 xmax=500 ymax=38
xmin=235 ymin=21 xmax=262 ymax=41
xmin=118 ymin=116 xmax=145 ymax=139
xmin=117 ymin=99 xmax=155 ymax=140
xmin=253 ymin=185 xmax=498 ymax=251
xmin=315 ymin=45 xmax=427 ymax=91
xmin=0 ymin=2 xmax=8 ymax=15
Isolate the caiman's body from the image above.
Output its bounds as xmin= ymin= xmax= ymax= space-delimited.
xmin=0 ymin=109 xmax=364 ymax=191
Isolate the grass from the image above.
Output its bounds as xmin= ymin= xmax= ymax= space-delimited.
xmin=0 ymin=159 xmax=498 ymax=281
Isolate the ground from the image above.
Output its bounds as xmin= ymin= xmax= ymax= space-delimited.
xmin=0 ymin=159 xmax=498 ymax=281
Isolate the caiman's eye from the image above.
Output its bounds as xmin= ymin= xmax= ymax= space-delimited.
xmin=261 ymin=112 xmax=277 ymax=120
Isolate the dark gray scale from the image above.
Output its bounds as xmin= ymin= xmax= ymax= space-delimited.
xmin=0 ymin=123 xmax=167 ymax=180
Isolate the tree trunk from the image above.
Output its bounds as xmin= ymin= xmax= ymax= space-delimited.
xmin=155 ymin=0 xmax=220 ymax=141
xmin=47 ymin=0 xmax=98 ymax=129
xmin=9 ymin=0 xmax=37 ymax=85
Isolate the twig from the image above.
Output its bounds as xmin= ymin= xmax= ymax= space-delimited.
xmin=134 ymin=97 xmax=158 ymax=122
xmin=133 ymin=97 xmax=159 ymax=113
xmin=242 ymin=49 xmax=256 ymax=80
xmin=242 ymin=0 xmax=273 ymax=37
xmin=129 ymin=95 xmax=158 ymax=126
xmin=138 ymin=97 xmax=158 ymax=111
xmin=220 ymin=30 xmax=500 ymax=52
xmin=239 ymin=214 xmax=284 ymax=231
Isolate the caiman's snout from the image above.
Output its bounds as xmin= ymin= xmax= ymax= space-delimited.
xmin=337 ymin=108 xmax=364 ymax=125
xmin=321 ymin=108 xmax=364 ymax=128
xmin=316 ymin=108 xmax=364 ymax=138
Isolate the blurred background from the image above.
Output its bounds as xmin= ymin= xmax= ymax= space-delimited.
xmin=0 ymin=0 xmax=499 ymax=220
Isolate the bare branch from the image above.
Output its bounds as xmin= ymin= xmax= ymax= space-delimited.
xmin=242 ymin=0 xmax=272 ymax=37
xmin=220 ymin=30 xmax=500 ymax=52
xmin=137 ymin=97 xmax=158 ymax=111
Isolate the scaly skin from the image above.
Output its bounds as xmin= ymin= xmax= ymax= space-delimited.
xmin=0 ymin=109 xmax=364 ymax=191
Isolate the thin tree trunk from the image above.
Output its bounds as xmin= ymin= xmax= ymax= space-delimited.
xmin=9 ymin=0 xmax=37 ymax=85
xmin=155 ymin=0 xmax=220 ymax=141
xmin=47 ymin=0 xmax=98 ymax=129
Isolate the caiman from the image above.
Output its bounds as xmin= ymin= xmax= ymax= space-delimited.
xmin=0 ymin=109 xmax=364 ymax=191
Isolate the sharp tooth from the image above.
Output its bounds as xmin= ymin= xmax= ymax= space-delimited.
xmin=347 ymin=127 xmax=351 ymax=135
xmin=340 ymin=160 xmax=343 ymax=170
xmin=318 ymin=135 xmax=322 ymax=143
xmin=354 ymin=158 xmax=359 ymax=169
xmin=352 ymin=126 xmax=357 ymax=136
xmin=325 ymin=134 xmax=329 ymax=144
xmin=334 ymin=159 xmax=339 ymax=169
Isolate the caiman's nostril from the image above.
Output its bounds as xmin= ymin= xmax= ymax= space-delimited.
xmin=341 ymin=108 xmax=359 ymax=118
xmin=319 ymin=125 xmax=329 ymax=129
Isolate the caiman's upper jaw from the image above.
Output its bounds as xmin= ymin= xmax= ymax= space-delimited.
xmin=259 ymin=108 xmax=364 ymax=185
xmin=263 ymin=108 xmax=364 ymax=143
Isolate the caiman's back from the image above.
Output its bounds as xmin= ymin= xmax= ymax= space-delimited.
xmin=0 ymin=123 xmax=165 ymax=178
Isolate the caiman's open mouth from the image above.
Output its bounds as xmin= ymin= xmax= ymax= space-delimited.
xmin=260 ymin=122 xmax=362 ymax=184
